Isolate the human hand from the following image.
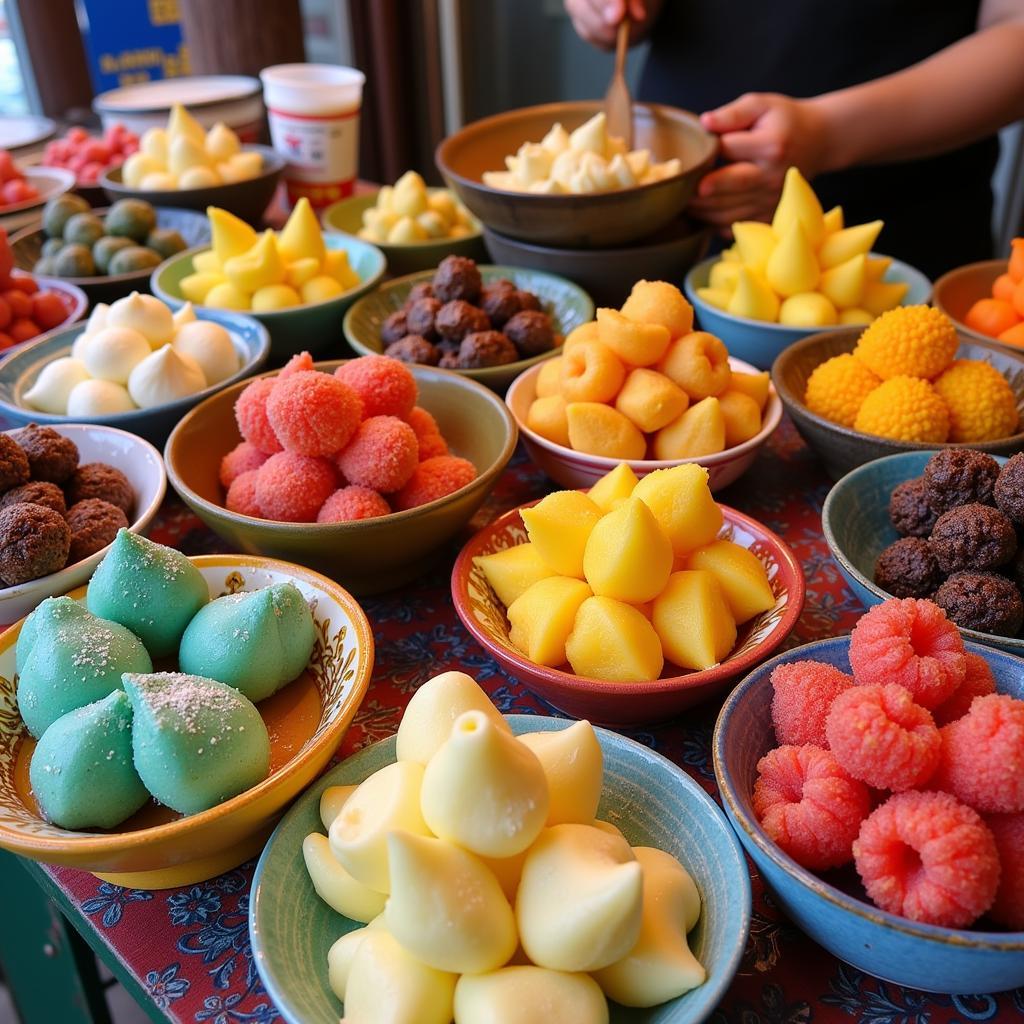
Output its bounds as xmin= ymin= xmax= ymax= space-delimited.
xmin=564 ymin=0 xmax=652 ymax=49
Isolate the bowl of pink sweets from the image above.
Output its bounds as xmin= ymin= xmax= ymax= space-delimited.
xmin=164 ymin=353 xmax=517 ymax=595
xmin=713 ymin=597 xmax=1024 ymax=994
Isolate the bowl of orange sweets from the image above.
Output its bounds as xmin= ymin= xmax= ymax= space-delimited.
xmin=452 ymin=462 xmax=804 ymax=725
xmin=505 ymin=279 xmax=783 ymax=492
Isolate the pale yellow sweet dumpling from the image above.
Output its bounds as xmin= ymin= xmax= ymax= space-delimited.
xmin=301 ymin=833 xmax=387 ymax=922
xmin=319 ymin=783 xmax=357 ymax=831
xmin=518 ymin=721 xmax=603 ymax=826
xmin=327 ymin=915 xmax=386 ymax=1001
xmin=453 ymin=966 xmax=609 ymax=1024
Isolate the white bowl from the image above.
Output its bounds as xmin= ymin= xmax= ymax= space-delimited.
xmin=0 ymin=423 xmax=166 ymax=624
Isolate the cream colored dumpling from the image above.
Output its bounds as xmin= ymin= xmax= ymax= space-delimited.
xmin=127 ymin=346 xmax=206 ymax=408
xmin=420 ymin=709 xmax=548 ymax=858
xmin=592 ymin=819 xmax=626 ymax=840
xmin=454 ymin=967 xmax=608 ymax=1024
xmin=172 ymin=301 xmax=197 ymax=329
xmin=540 ymin=122 xmax=570 ymax=154
xmin=107 ymin=292 xmax=175 ymax=347
xmin=320 ymin=783 xmax=357 ymax=830
xmin=180 ymin=166 xmax=221 ymax=189
xmin=516 ymin=823 xmax=642 ymax=972
xmin=205 ymin=122 xmax=240 ymax=162
xmin=84 ymin=302 xmax=110 ymax=337
xmin=140 ymin=126 xmax=169 ymax=163
xmin=80 ymin=326 xmax=151 ymax=384
xmin=477 ymin=847 xmax=527 ymax=902
xmin=172 ymin=320 xmax=239 ymax=385
xmin=23 ymin=357 xmax=90 ymax=414
xmin=66 ymin=379 xmax=135 ymax=416
xmin=593 ymin=846 xmax=705 ymax=1006
xmin=569 ymin=113 xmax=608 ymax=155
xmin=395 ymin=670 xmax=510 ymax=765
xmin=328 ymin=761 xmax=430 ymax=893
xmin=302 ymin=833 xmax=387 ymax=922
xmin=518 ymin=721 xmax=603 ymax=826
xmin=140 ymin=171 xmax=177 ymax=190
xmin=327 ymin=915 xmax=386 ymax=1001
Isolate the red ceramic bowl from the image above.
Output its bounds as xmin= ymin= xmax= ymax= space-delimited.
xmin=452 ymin=500 xmax=805 ymax=725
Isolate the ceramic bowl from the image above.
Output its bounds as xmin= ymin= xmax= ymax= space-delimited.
xmin=100 ymin=144 xmax=285 ymax=224
xmin=151 ymin=236 xmax=387 ymax=362
xmin=343 ymin=264 xmax=594 ymax=392
xmin=506 ymin=356 xmax=782 ymax=492
xmin=0 ymin=167 xmax=75 ymax=231
xmin=772 ymin=329 xmax=1024 ymax=480
xmin=0 ymin=309 xmax=270 ymax=446
xmin=321 ymin=189 xmax=487 ymax=277
xmin=932 ymin=259 xmax=1008 ymax=346
xmin=0 ymin=554 xmax=373 ymax=889
xmin=10 ymin=205 xmax=212 ymax=306
xmin=452 ymin=502 xmax=803 ymax=726
xmin=436 ymin=100 xmax=717 ymax=248
xmin=164 ymin=361 xmax=518 ymax=595
xmin=714 ymin=637 xmax=1024 ymax=993
xmin=250 ymin=713 xmax=751 ymax=1024
xmin=685 ymin=255 xmax=933 ymax=371
xmin=0 ymin=423 xmax=165 ymax=624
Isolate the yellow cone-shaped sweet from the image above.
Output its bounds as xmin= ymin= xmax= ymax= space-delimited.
xmin=685 ymin=539 xmax=775 ymax=623
xmin=565 ymin=597 xmax=664 ymax=683
xmin=822 ymin=205 xmax=844 ymax=234
xmin=720 ymin=245 xmax=740 ymax=261
xmin=420 ymin=710 xmax=549 ymax=857
xmin=167 ymin=103 xmax=206 ymax=145
xmin=191 ymin=249 xmax=221 ymax=274
xmin=508 ymin=576 xmax=593 ymax=667
xmin=732 ymin=222 xmax=777 ymax=272
xmin=632 ymin=464 xmax=723 ymax=556
xmin=179 ymin=272 xmax=227 ymax=304
xmin=818 ymin=220 xmax=883 ymax=270
xmin=709 ymin=260 xmax=742 ymax=292
xmin=696 ymin=287 xmax=732 ymax=310
xmin=204 ymin=281 xmax=251 ymax=310
xmin=778 ymin=292 xmax=838 ymax=327
xmin=474 ymin=543 xmax=557 ymax=609
xmin=168 ymin=134 xmax=211 ymax=177
xmin=384 ymin=831 xmax=518 ymax=974
xmin=765 ymin=221 xmax=820 ymax=298
xmin=454 ymin=967 xmax=609 ymax=1024
xmin=208 ymin=206 xmax=259 ymax=264
xmin=326 ymin=921 xmax=372 ymax=1001
xmin=320 ymin=783 xmax=357 ymax=830
xmin=771 ymin=166 xmax=825 ymax=247
xmin=819 ymin=253 xmax=867 ymax=309
xmin=653 ymin=396 xmax=726 ymax=460
xmin=519 ymin=721 xmax=603 ymax=827
xmin=583 ymin=497 xmax=673 ymax=603
xmin=729 ymin=370 xmax=771 ymax=410
xmin=224 ymin=230 xmax=285 ymax=293
xmin=252 ymin=284 xmax=302 ymax=311
xmin=652 ymin=570 xmax=736 ymax=670
xmin=615 ymin=368 xmax=689 ymax=433
xmin=323 ymin=248 xmax=359 ymax=288
xmin=840 ymin=307 xmax=874 ymax=325
xmin=865 ymin=255 xmax=893 ymax=281
xmin=286 ymin=256 xmax=321 ymax=289
xmin=277 ymin=196 xmax=326 ymax=264
xmin=588 ymin=462 xmax=639 ymax=512
xmin=302 ymin=833 xmax=388 ymax=922
xmin=520 ymin=490 xmax=603 ymax=577
xmin=862 ymin=279 xmax=909 ymax=316
xmin=727 ymin=268 xmax=780 ymax=322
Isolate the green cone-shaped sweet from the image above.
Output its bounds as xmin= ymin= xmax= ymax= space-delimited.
xmin=30 ymin=690 xmax=149 ymax=829
xmin=123 ymin=672 xmax=270 ymax=816
xmin=16 ymin=596 xmax=89 ymax=673
xmin=86 ymin=530 xmax=209 ymax=658
xmin=177 ymin=583 xmax=317 ymax=702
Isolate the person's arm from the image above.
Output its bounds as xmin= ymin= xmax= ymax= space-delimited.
xmin=564 ymin=0 xmax=664 ymax=50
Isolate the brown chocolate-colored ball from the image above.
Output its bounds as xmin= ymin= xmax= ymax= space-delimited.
xmin=504 ymin=310 xmax=555 ymax=357
xmin=479 ymin=281 xmax=521 ymax=328
xmin=11 ymin=424 xmax=79 ymax=484
xmin=456 ymin=331 xmax=518 ymax=368
xmin=66 ymin=498 xmax=129 ymax=565
xmin=888 ymin=477 xmax=938 ymax=538
xmin=994 ymin=452 xmax=1024 ymax=525
xmin=874 ymin=537 xmax=943 ymax=599
xmin=929 ymin=502 xmax=1017 ymax=574
xmin=0 ymin=435 xmax=30 ymax=495
xmin=933 ymin=571 xmax=1024 ymax=637
xmin=0 ymin=481 xmax=65 ymax=516
xmin=65 ymin=463 xmax=134 ymax=516
xmin=404 ymin=281 xmax=434 ymax=306
xmin=515 ymin=289 xmax=541 ymax=311
xmin=406 ymin=297 xmax=442 ymax=340
xmin=432 ymin=255 xmax=482 ymax=304
xmin=435 ymin=300 xmax=490 ymax=342
xmin=381 ymin=309 xmax=409 ymax=346
xmin=384 ymin=335 xmax=440 ymax=366
xmin=0 ymin=502 xmax=71 ymax=585
xmin=438 ymin=351 xmax=460 ymax=369
xmin=923 ymin=448 xmax=1000 ymax=513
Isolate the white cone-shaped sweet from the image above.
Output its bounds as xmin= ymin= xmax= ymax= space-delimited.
xmin=453 ymin=967 xmax=609 ymax=1024
xmin=172 ymin=301 xmax=197 ymax=329
xmin=84 ymin=302 xmax=110 ymax=337
xmin=516 ymin=823 xmax=643 ymax=972
xmin=320 ymin=783 xmax=357 ymax=831
xmin=23 ymin=357 xmax=90 ymax=414
xmin=107 ymin=292 xmax=175 ymax=347
xmin=127 ymin=346 xmax=206 ymax=408
xmin=518 ymin=721 xmax=603 ymax=826
xmin=80 ymin=326 xmax=151 ymax=384
xmin=420 ymin=710 xmax=548 ymax=858
xmin=384 ymin=831 xmax=517 ymax=973
xmin=205 ymin=122 xmax=241 ymax=162
xmin=302 ymin=833 xmax=387 ymax=922
xmin=66 ymin=379 xmax=135 ymax=416
xmin=172 ymin=320 xmax=239 ymax=385
xmin=327 ymin=915 xmax=386 ymax=1001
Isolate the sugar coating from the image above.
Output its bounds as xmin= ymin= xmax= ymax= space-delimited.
xmin=225 ymin=470 xmax=261 ymax=517
xmin=317 ymin=486 xmax=391 ymax=523
xmin=753 ymin=744 xmax=871 ymax=870
xmin=849 ymin=598 xmax=966 ymax=709
xmin=234 ymin=378 xmax=283 ymax=454
xmin=279 ymin=350 xmax=315 ymax=378
xmin=406 ymin=406 xmax=449 ymax=461
xmin=336 ymin=355 xmax=417 ymax=419
xmin=219 ymin=441 xmax=269 ymax=489
xmin=266 ymin=371 xmax=363 ymax=457
xmin=392 ymin=456 xmax=477 ymax=512
xmin=770 ymin=660 xmax=852 ymax=747
xmin=254 ymin=452 xmax=336 ymax=522
xmin=336 ymin=416 xmax=418 ymax=494
xmin=416 ymin=431 xmax=449 ymax=461
xmin=932 ymin=652 xmax=996 ymax=727
xmin=853 ymin=791 xmax=1000 ymax=928
xmin=986 ymin=812 xmax=1024 ymax=928
xmin=826 ymin=684 xmax=941 ymax=791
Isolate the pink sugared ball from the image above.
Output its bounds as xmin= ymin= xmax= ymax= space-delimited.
xmin=254 ymin=452 xmax=336 ymax=522
xmin=279 ymin=351 xmax=315 ymax=378
xmin=336 ymin=355 xmax=417 ymax=419
xmin=753 ymin=744 xmax=871 ymax=870
xmin=932 ymin=652 xmax=996 ymax=726
xmin=853 ymin=791 xmax=999 ymax=927
xmin=406 ymin=405 xmax=440 ymax=436
xmin=770 ymin=660 xmax=852 ymax=748
xmin=219 ymin=441 xmax=270 ymax=489
xmin=225 ymin=470 xmax=261 ymax=517
xmin=849 ymin=598 xmax=965 ymax=709
xmin=406 ymin=405 xmax=450 ymax=461
xmin=392 ymin=455 xmax=476 ymax=512
xmin=235 ymin=378 xmax=284 ymax=454
xmin=336 ymin=415 xmax=418 ymax=493
xmin=266 ymin=371 xmax=363 ymax=457
xmin=986 ymin=812 xmax=1024 ymax=928
xmin=317 ymin=486 xmax=391 ymax=524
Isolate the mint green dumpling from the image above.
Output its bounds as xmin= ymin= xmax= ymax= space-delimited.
xmin=16 ymin=596 xmax=89 ymax=673
xmin=177 ymin=583 xmax=316 ymax=703
xmin=124 ymin=672 xmax=271 ymax=816
xmin=30 ymin=690 xmax=149 ymax=830
xmin=87 ymin=530 xmax=209 ymax=658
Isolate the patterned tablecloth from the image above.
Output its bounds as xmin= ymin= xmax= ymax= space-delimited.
xmin=34 ymin=420 xmax=1024 ymax=1024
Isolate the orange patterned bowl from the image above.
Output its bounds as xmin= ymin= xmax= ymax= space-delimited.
xmin=0 ymin=554 xmax=373 ymax=889
xmin=451 ymin=501 xmax=804 ymax=726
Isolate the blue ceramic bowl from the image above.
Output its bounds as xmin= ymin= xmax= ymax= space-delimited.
xmin=714 ymin=637 xmax=1024 ymax=994
xmin=684 ymin=254 xmax=932 ymax=370
xmin=0 ymin=310 xmax=270 ymax=446
xmin=250 ymin=714 xmax=751 ymax=1024
xmin=151 ymin=234 xmax=387 ymax=361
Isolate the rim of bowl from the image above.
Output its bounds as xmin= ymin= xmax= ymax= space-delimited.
xmin=0 ymin=167 xmax=76 ymax=216
xmin=507 ymin=356 xmax=782 ymax=471
xmin=163 ymin=360 xmax=519 ymax=530
xmin=0 ymin=553 xmax=374 ymax=857
xmin=932 ymin=259 xmax=1009 ymax=347
xmin=94 ymin=75 xmax=262 ymax=114
xmin=452 ymin=500 xmax=806 ymax=697
xmin=713 ymin=636 xmax=1024 ymax=950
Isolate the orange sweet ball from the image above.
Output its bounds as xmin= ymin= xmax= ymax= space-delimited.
xmin=219 ymin=441 xmax=269 ymax=488
xmin=1009 ymin=238 xmax=1024 ymax=282
xmin=619 ymin=279 xmax=694 ymax=340
xmin=254 ymin=452 xmax=336 ymax=522
xmin=335 ymin=355 xmax=417 ymax=419
xmin=406 ymin=406 xmax=449 ymax=460
xmin=266 ymin=371 xmax=363 ymax=457
xmin=279 ymin=350 xmax=315 ymax=378
xmin=225 ymin=469 xmax=261 ymax=517
xmin=317 ymin=485 xmax=391 ymax=523
xmin=336 ymin=415 xmax=419 ymax=493
xmin=393 ymin=455 xmax=477 ymax=511
xmin=1013 ymin=278 xmax=1024 ymax=319
xmin=993 ymin=273 xmax=1017 ymax=303
xmin=964 ymin=298 xmax=1019 ymax=339
xmin=855 ymin=306 xmax=958 ymax=381
xmin=234 ymin=378 xmax=284 ymax=454
xmin=560 ymin=337 xmax=626 ymax=403
xmin=999 ymin=322 xmax=1024 ymax=348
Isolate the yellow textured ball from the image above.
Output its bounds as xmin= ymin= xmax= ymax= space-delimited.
xmin=932 ymin=359 xmax=1020 ymax=442
xmin=853 ymin=375 xmax=949 ymax=442
xmin=854 ymin=305 xmax=958 ymax=381
xmin=804 ymin=353 xmax=881 ymax=427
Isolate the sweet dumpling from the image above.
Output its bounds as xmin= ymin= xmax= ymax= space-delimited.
xmin=123 ymin=672 xmax=270 ymax=815
xmin=302 ymin=833 xmax=387 ymax=923
xmin=327 ymin=915 xmax=386 ymax=1001
xmin=106 ymin=291 xmax=175 ymax=348
xmin=518 ymin=720 xmax=603 ymax=826
xmin=453 ymin=967 xmax=609 ymax=1024
xmin=320 ymin=783 xmax=357 ymax=830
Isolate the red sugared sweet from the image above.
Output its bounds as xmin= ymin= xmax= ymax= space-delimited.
xmin=853 ymin=791 xmax=1000 ymax=927
xmin=986 ymin=812 xmax=1024 ymax=928
xmin=405 ymin=405 xmax=449 ymax=461
xmin=316 ymin=485 xmax=391 ymax=524
xmin=219 ymin=441 xmax=270 ymax=489
xmin=849 ymin=598 xmax=966 ymax=709
xmin=826 ymin=684 xmax=940 ymax=791
xmin=234 ymin=378 xmax=284 ymax=454
xmin=336 ymin=355 xmax=417 ymax=419
xmin=416 ymin=431 xmax=449 ymax=460
xmin=392 ymin=455 xmax=477 ymax=512
xmin=279 ymin=350 xmax=315 ymax=379
xmin=31 ymin=292 xmax=69 ymax=331
xmin=266 ymin=371 xmax=363 ymax=457
xmin=225 ymin=470 xmax=261 ymax=517
xmin=935 ymin=694 xmax=1024 ymax=813
xmin=753 ymin=744 xmax=871 ymax=870
xmin=254 ymin=452 xmax=336 ymax=522
xmin=932 ymin=652 xmax=997 ymax=726
xmin=770 ymin=660 xmax=852 ymax=747
xmin=336 ymin=415 xmax=418 ymax=493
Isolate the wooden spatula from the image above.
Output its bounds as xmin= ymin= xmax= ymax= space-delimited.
xmin=604 ymin=18 xmax=633 ymax=149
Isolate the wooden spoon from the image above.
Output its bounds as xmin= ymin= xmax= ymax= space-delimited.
xmin=604 ymin=17 xmax=633 ymax=149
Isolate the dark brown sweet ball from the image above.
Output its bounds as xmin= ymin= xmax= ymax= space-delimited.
xmin=456 ymin=330 xmax=518 ymax=368
xmin=380 ymin=309 xmax=409 ymax=346
xmin=65 ymin=463 xmax=134 ymax=516
xmin=515 ymin=289 xmax=541 ymax=311
xmin=933 ymin=571 xmax=1024 ymax=636
xmin=404 ymin=281 xmax=434 ymax=306
xmin=435 ymin=300 xmax=490 ymax=342
xmin=888 ymin=477 xmax=937 ymax=538
xmin=432 ymin=255 xmax=482 ymax=304
xmin=384 ymin=335 xmax=440 ymax=366
xmin=873 ymin=537 xmax=943 ymax=599
xmin=0 ymin=503 xmax=71 ymax=585
xmin=929 ymin=503 xmax=1017 ymax=574
xmin=438 ymin=350 xmax=460 ymax=369
xmin=504 ymin=310 xmax=555 ymax=357
xmin=406 ymin=297 xmax=442 ymax=340
xmin=479 ymin=281 xmax=521 ymax=328
xmin=11 ymin=424 xmax=79 ymax=484
xmin=922 ymin=448 xmax=1000 ymax=514
xmin=65 ymin=498 xmax=129 ymax=565
xmin=0 ymin=481 xmax=65 ymax=516
xmin=994 ymin=452 xmax=1024 ymax=525
xmin=0 ymin=435 xmax=30 ymax=495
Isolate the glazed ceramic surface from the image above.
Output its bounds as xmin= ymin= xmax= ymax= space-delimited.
xmin=932 ymin=259 xmax=1006 ymax=346
xmin=0 ymin=167 xmax=75 ymax=232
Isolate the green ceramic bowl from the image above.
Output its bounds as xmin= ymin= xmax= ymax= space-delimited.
xmin=343 ymin=264 xmax=594 ymax=392
xmin=150 ymin=235 xmax=387 ymax=362
xmin=163 ymin=360 xmax=517 ymax=595
xmin=321 ymin=189 xmax=487 ymax=277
